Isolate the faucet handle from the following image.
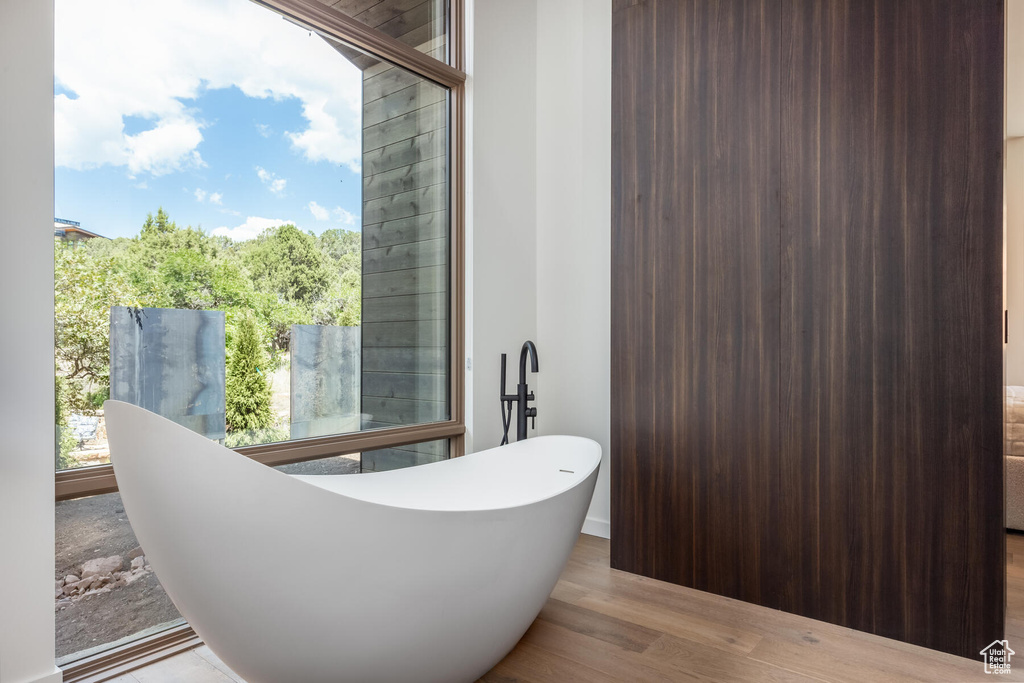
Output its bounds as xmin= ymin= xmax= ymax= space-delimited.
xmin=525 ymin=406 xmax=537 ymax=430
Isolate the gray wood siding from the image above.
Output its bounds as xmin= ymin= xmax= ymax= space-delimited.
xmin=360 ymin=292 xmax=446 ymax=323
xmin=358 ymin=49 xmax=449 ymax=472
xmin=363 ymin=210 xmax=447 ymax=249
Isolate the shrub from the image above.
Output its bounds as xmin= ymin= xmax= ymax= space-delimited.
xmin=224 ymin=425 xmax=290 ymax=448
xmin=225 ymin=311 xmax=273 ymax=433
xmin=86 ymin=386 xmax=109 ymax=410
xmin=55 ymin=375 xmax=80 ymax=470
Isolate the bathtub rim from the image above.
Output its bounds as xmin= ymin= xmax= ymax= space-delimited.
xmin=292 ymin=433 xmax=602 ymax=513
xmin=105 ymin=400 xmax=601 ymax=515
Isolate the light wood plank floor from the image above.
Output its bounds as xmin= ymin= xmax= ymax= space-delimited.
xmin=113 ymin=533 xmax=1024 ymax=682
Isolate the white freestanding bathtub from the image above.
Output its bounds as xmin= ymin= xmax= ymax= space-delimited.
xmin=104 ymin=400 xmax=600 ymax=683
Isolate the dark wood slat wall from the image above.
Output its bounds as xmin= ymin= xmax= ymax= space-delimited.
xmin=610 ymin=0 xmax=782 ymax=607
xmin=779 ymin=0 xmax=1005 ymax=656
xmin=611 ymin=0 xmax=1005 ymax=659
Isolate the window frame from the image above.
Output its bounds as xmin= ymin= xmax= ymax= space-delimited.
xmin=54 ymin=0 xmax=466 ymax=497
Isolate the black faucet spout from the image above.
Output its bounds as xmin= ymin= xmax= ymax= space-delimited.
xmin=519 ymin=340 xmax=539 ymax=385
xmin=516 ymin=341 xmax=539 ymax=441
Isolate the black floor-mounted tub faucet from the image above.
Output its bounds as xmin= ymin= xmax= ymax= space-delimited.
xmin=500 ymin=341 xmax=538 ymax=445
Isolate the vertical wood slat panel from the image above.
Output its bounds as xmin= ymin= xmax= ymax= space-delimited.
xmin=611 ymin=0 xmax=1004 ymax=659
xmin=610 ymin=0 xmax=782 ymax=608
xmin=779 ymin=0 xmax=1004 ymax=656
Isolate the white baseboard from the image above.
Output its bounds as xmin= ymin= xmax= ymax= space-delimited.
xmin=25 ymin=667 xmax=62 ymax=683
xmin=582 ymin=516 xmax=610 ymax=539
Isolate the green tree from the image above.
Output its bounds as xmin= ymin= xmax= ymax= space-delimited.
xmin=159 ymin=248 xmax=217 ymax=309
xmin=244 ymin=224 xmax=331 ymax=306
xmin=313 ymin=228 xmax=361 ymax=327
xmin=318 ymin=228 xmax=361 ymax=263
xmin=158 ymin=248 xmax=254 ymax=311
xmin=312 ymin=268 xmax=361 ymax=327
xmin=225 ymin=312 xmax=273 ymax=433
xmin=140 ymin=207 xmax=177 ymax=237
xmin=54 ymin=242 xmax=143 ymax=412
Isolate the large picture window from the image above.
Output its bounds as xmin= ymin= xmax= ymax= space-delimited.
xmin=53 ymin=0 xmax=464 ymax=676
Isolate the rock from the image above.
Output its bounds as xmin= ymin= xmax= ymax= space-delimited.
xmin=55 ymin=587 xmax=64 ymax=599
xmin=65 ymin=574 xmax=79 ymax=584
xmin=114 ymin=577 xmax=127 ymax=587
xmin=62 ymin=581 xmax=79 ymax=596
xmin=80 ymin=555 xmax=122 ymax=579
xmin=130 ymin=556 xmax=146 ymax=572
xmin=123 ymin=571 xmax=145 ymax=585
xmin=127 ymin=546 xmax=145 ymax=561
xmin=56 ymin=578 xmax=64 ymax=589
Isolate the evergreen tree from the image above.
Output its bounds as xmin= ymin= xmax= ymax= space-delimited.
xmin=225 ymin=312 xmax=273 ymax=433
xmin=140 ymin=207 xmax=176 ymax=236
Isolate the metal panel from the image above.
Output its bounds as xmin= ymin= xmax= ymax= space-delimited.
xmin=109 ymin=307 xmax=226 ymax=440
xmin=289 ymin=325 xmax=361 ymax=439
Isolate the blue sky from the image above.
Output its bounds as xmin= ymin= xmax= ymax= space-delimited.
xmin=54 ymin=0 xmax=364 ymax=241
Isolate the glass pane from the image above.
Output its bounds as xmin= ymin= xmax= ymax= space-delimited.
xmin=311 ymin=0 xmax=449 ymax=63
xmin=54 ymin=0 xmax=451 ymax=470
xmin=362 ymin=438 xmax=449 ymax=472
xmin=275 ymin=452 xmax=362 ymax=475
xmin=56 ymin=492 xmax=183 ymax=662
xmin=275 ymin=438 xmax=449 ymax=474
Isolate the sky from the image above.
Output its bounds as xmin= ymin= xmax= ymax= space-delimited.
xmin=54 ymin=0 xmax=364 ymax=241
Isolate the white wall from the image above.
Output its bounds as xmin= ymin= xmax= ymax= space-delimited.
xmin=1009 ymin=1 xmax=1024 ymax=137
xmin=534 ymin=0 xmax=612 ymax=538
xmin=1009 ymin=139 xmax=1024 ymax=386
xmin=467 ymin=0 xmax=612 ymax=537
xmin=465 ymin=0 xmax=539 ymax=454
xmin=0 ymin=2 xmax=62 ymax=683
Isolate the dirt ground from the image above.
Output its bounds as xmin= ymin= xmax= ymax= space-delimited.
xmin=55 ymin=492 xmax=181 ymax=661
xmin=55 ymin=454 xmax=360 ymax=661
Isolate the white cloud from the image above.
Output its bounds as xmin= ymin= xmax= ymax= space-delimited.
xmin=255 ymin=123 xmax=272 ymax=138
xmin=54 ymin=0 xmax=363 ymax=176
xmin=334 ymin=207 xmax=358 ymax=226
xmin=309 ymin=201 xmax=357 ymax=225
xmin=256 ymin=166 xmax=287 ymax=195
xmin=212 ymin=216 xmax=291 ymax=241
xmin=125 ymin=120 xmax=206 ymax=175
xmin=288 ymin=100 xmax=361 ymax=169
xmin=308 ymin=201 xmax=330 ymax=221
xmin=195 ymin=188 xmax=223 ymax=204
